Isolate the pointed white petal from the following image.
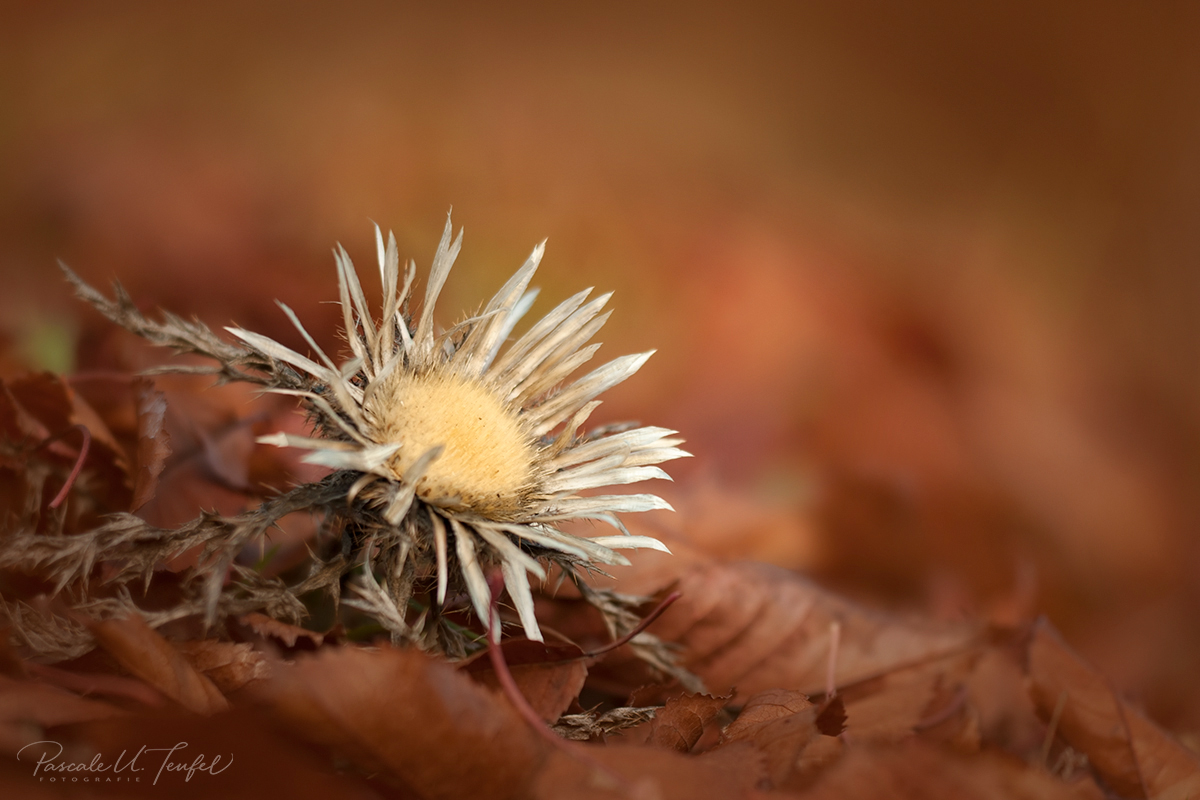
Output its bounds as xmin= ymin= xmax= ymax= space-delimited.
xmin=515 ymin=524 xmax=631 ymax=566
xmin=587 ymin=535 xmax=672 ymax=554
xmin=256 ymin=432 xmax=356 ymax=451
xmin=545 ymin=493 xmax=674 ymax=516
xmin=544 ymin=465 xmax=672 ymax=494
xmin=415 ymin=213 xmax=462 ymax=359
xmin=494 ymin=523 xmax=590 ymax=559
xmin=300 ymin=442 xmax=401 ymax=474
xmin=507 ymin=342 xmax=602 ymax=407
xmin=487 ymin=287 xmax=593 ymax=379
xmin=335 ymin=246 xmax=374 ymax=375
xmin=497 ymin=295 xmax=611 ymax=393
xmin=226 ymin=327 xmax=331 ymax=383
xmin=530 ymin=351 xmax=655 ymax=435
xmin=451 ymin=519 xmax=492 ymax=628
xmin=479 ymin=287 xmax=539 ymax=373
xmin=547 ymin=425 xmax=680 ymax=468
xmin=431 ymin=513 xmax=449 ymax=606
xmin=501 ymin=558 xmax=542 ymax=642
xmin=473 ymin=525 xmax=546 ymax=580
xmin=453 ymin=242 xmax=543 ymax=376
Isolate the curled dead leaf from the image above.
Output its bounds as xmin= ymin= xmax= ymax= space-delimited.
xmin=0 ymin=673 xmax=125 ymax=755
xmin=175 ymin=640 xmax=268 ymax=694
xmin=87 ymin=614 xmax=228 ymax=715
xmin=803 ymin=739 xmax=1104 ymax=799
xmin=235 ymin=612 xmax=326 ymax=651
xmin=719 ymin=688 xmax=820 ymax=787
xmin=531 ymin=741 xmax=765 ymax=800
xmin=257 ymin=645 xmax=546 ymax=800
xmin=1027 ymin=618 xmax=1200 ymax=799
xmin=462 ymin=638 xmax=591 ymax=723
xmin=637 ymin=692 xmax=731 ymax=753
xmin=610 ymin=550 xmax=981 ymax=698
xmin=130 ymin=377 xmax=171 ymax=511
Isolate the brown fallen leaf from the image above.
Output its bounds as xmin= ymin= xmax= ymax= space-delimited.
xmin=803 ymin=738 xmax=1105 ymax=799
xmin=0 ymin=673 xmax=125 ymax=755
xmin=24 ymin=662 xmax=165 ymax=708
xmin=462 ymin=638 xmax=591 ymax=723
xmin=719 ymin=688 xmax=820 ymax=788
xmin=130 ymin=377 xmax=170 ymax=511
xmin=8 ymin=373 xmax=127 ymax=464
xmin=637 ymin=692 xmax=731 ymax=753
xmin=839 ymin=643 xmax=981 ymax=745
xmin=71 ymin=707 xmax=379 ymax=800
xmin=175 ymin=640 xmax=268 ymax=695
xmin=257 ymin=645 xmax=547 ymax=800
xmin=235 ymin=612 xmax=326 ymax=651
xmin=1027 ymin=618 xmax=1200 ymax=799
xmin=1 ymin=373 xmax=132 ymax=521
xmin=608 ymin=547 xmax=981 ymax=697
xmin=88 ymin=614 xmax=228 ymax=715
xmin=531 ymin=740 xmax=765 ymax=800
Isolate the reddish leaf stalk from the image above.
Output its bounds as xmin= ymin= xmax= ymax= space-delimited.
xmin=1038 ymin=690 xmax=1068 ymax=769
xmin=38 ymin=424 xmax=92 ymax=509
xmin=584 ymin=591 xmax=682 ymax=658
xmin=914 ymin=684 xmax=969 ymax=732
xmin=825 ymin=619 xmax=841 ymax=700
xmin=485 ymin=573 xmax=633 ymax=793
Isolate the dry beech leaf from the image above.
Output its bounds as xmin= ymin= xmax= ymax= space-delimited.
xmin=0 ymin=673 xmax=125 ymax=755
xmin=74 ymin=707 xmax=378 ymax=800
xmin=257 ymin=645 xmax=546 ymax=800
xmin=24 ymin=662 xmax=165 ymax=708
xmin=610 ymin=551 xmax=980 ymax=696
xmin=199 ymin=422 xmax=256 ymax=490
xmin=719 ymin=688 xmax=820 ymax=787
xmin=804 ymin=738 xmax=1104 ymax=800
xmin=838 ymin=644 xmax=981 ymax=744
xmin=1027 ymin=619 xmax=1200 ymax=799
xmin=3 ymin=373 xmax=131 ymax=511
xmin=531 ymin=741 xmax=764 ymax=800
xmin=175 ymin=640 xmax=268 ymax=694
xmin=461 ymin=639 xmax=591 ymax=723
xmin=131 ymin=377 xmax=171 ymax=511
xmin=640 ymin=692 xmax=731 ymax=752
xmin=88 ymin=614 xmax=228 ymax=715
xmin=8 ymin=373 xmax=126 ymax=460
xmin=0 ymin=379 xmax=47 ymax=442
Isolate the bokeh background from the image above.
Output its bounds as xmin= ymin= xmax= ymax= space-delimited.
xmin=3 ymin=2 xmax=1200 ymax=734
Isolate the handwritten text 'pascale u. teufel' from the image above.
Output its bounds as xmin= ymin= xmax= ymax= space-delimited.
xmin=17 ymin=741 xmax=232 ymax=785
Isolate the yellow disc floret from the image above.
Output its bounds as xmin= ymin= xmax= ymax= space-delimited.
xmin=369 ymin=370 xmax=537 ymax=517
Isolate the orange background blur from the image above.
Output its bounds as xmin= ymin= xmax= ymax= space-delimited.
xmin=3 ymin=2 xmax=1199 ymax=733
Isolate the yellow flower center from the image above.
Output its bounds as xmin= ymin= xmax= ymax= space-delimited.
xmin=370 ymin=370 xmax=537 ymax=516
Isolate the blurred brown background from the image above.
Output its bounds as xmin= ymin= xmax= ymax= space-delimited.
xmin=3 ymin=2 xmax=1199 ymax=733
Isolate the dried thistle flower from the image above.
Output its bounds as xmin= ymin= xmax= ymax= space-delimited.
xmin=61 ymin=213 xmax=688 ymax=650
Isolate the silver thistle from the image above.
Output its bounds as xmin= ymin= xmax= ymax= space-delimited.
xmin=57 ymin=213 xmax=688 ymax=651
